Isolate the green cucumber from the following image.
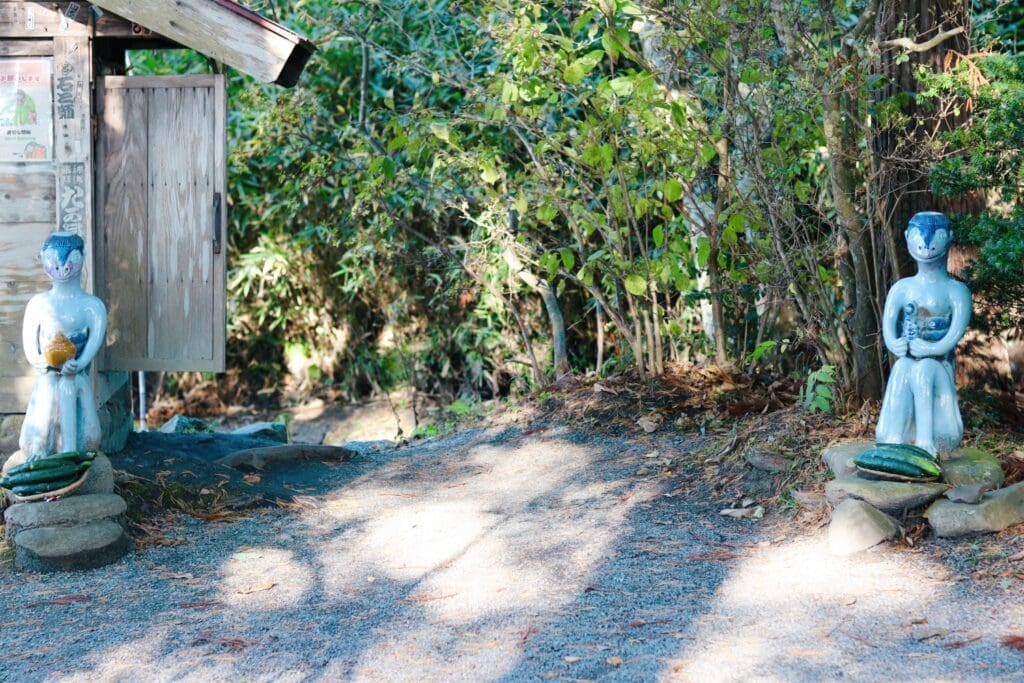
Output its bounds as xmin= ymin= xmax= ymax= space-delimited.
xmin=874 ymin=442 xmax=937 ymax=462
xmin=0 ymin=462 xmax=89 ymax=488
xmin=853 ymin=444 xmax=942 ymax=480
xmin=10 ymin=477 xmax=81 ymax=496
xmin=871 ymin=444 xmax=942 ymax=477
xmin=5 ymin=453 xmax=92 ymax=475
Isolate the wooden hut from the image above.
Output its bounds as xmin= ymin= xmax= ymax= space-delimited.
xmin=0 ymin=1 xmax=314 ymax=451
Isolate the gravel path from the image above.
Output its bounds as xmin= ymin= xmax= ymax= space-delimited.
xmin=2 ymin=423 xmax=1023 ymax=681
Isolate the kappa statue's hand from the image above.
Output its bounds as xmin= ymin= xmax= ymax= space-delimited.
xmin=909 ymin=339 xmax=934 ymax=358
xmin=889 ymin=337 xmax=909 ymax=358
xmin=60 ymin=359 xmax=80 ymax=376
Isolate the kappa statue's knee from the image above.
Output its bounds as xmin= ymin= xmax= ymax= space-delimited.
xmin=909 ymin=357 xmax=945 ymax=392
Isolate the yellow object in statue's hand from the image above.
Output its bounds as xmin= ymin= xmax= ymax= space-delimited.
xmin=44 ymin=332 xmax=76 ymax=368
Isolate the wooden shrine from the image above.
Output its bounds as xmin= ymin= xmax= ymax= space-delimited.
xmin=0 ymin=1 xmax=313 ymax=446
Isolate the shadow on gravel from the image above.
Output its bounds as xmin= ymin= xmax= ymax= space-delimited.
xmin=6 ymin=424 xmax=1020 ymax=680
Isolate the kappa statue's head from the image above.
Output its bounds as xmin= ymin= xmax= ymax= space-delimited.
xmin=905 ymin=211 xmax=952 ymax=264
xmin=40 ymin=231 xmax=85 ymax=283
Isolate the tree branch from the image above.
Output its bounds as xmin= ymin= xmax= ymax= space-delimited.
xmin=881 ymin=26 xmax=965 ymax=53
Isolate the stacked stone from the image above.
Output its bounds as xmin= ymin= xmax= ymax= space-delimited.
xmin=823 ymin=441 xmax=1021 ymax=555
xmin=2 ymin=452 xmax=130 ymax=572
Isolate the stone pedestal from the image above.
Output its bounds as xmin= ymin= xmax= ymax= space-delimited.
xmin=3 ymin=493 xmax=129 ymax=572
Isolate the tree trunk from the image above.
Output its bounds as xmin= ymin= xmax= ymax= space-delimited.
xmin=503 ymin=246 xmax=571 ymax=381
xmin=873 ymin=0 xmax=975 ymax=278
xmin=823 ymin=91 xmax=885 ymax=400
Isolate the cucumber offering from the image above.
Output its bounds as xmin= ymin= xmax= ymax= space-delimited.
xmin=4 ymin=452 xmax=94 ymax=476
xmin=853 ymin=443 xmax=942 ymax=481
xmin=0 ymin=461 xmax=90 ymax=489
xmin=9 ymin=476 xmax=82 ymax=496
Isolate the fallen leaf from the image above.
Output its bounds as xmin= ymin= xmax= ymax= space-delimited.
xmin=593 ymin=382 xmax=617 ymax=395
xmin=686 ymin=550 xmax=745 ymax=562
xmin=946 ymin=635 xmax=982 ymax=650
xmin=1007 ymin=549 xmax=1024 ymax=562
xmin=911 ymin=625 xmax=949 ymax=641
xmin=191 ymin=630 xmax=256 ymax=651
xmin=1001 ymin=634 xmax=1024 ymax=651
xmin=719 ymin=505 xmax=764 ymax=520
xmin=236 ymin=582 xmax=275 ymax=595
xmin=243 ymin=473 xmax=262 ymax=484
xmin=637 ymin=417 xmax=659 ymax=433
xmin=909 ymin=617 xmax=928 ymax=625
xmin=606 ymin=656 xmax=624 ymax=667
xmin=404 ymin=593 xmax=457 ymax=603
xmin=178 ymin=600 xmax=222 ymax=609
xmin=563 ymin=656 xmax=581 ymax=664
xmin=24 ymin=594 xmax=90 ymax=608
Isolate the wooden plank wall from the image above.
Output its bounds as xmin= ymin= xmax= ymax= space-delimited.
xmin=0 ymin=39 xmax=57 ymax=410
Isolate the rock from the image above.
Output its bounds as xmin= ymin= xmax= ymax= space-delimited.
xmin=13 ymin=520 xmax=129 ymax=572
xmin=158 ymin=415 xmax=212 ymax=434
xmin=1 ymin=449 xmax=27 ymax=475
xmin=4 ymin=493 xmax=127 ymax=540
xmin=231 ymin=421 xmax=289 ymax=443
xmin=940 ymin=447 xmax=1004 ymax=490
xmin=822 ymin=441 xmax=871 ymax=478
xmin=0 ymin=414 xmax=24 ymax=465
xmin=745 ymin=448 xmax=789 ymax=473
xmin=945 ymin=484 xmax=988 ymax=504
xmin=926 ymin=481 xmax=1024 ymax=537
xmin=828 ymin=499 xmax=899 ymax=555
xmin=214 ymin=444 xmax=357 ymax=470
xmin=826 ymin=476 xmax=948 ymax=514
xmin=75 ymin=453 xmax=114 ymax=495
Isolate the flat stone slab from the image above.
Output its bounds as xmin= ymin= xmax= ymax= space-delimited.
xmin=822 ymin=441 xmax=871 ymax=478
xmin=828 ymin=498 xmax=899 ymax=556
xmin=14 ymin=521 xmax=129 ymax=572
xmin=826 ymin=475 xmax=947 ymax=514
xmin=926 ymin=481 xmax=1024 ymax=537
xmin=940 ymin=447 xmax=1005 ymax=489
xmin=4 ymin=493 xmax=127 ymax=541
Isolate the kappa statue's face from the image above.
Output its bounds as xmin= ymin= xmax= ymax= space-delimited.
xmin=41 ymin=246 xmax=84 ymax=282
xmin=905 ymin=226 xmax=952 ymax=264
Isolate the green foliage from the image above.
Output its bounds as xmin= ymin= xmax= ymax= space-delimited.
xmin=925 ymin=54 xmax=1024 ymax=327
xmin=801 ymin=365 xmax=835 ymax=414
xmin=123 ymin=1 xmax=1024 ymax=406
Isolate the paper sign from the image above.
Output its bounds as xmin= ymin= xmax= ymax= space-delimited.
xmin=0 ymin=58 xmax=53 ymax=162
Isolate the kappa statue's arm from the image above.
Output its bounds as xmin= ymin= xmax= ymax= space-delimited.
xmin=61 ymin=296 xmax=107 ymax=376
xmin=881 ymin=279 xmax=909 ymax=358
xmin=909 ymin=281 xmax=972 ymax=359
xmin=20 ymin=296 xmax=48 ymax=371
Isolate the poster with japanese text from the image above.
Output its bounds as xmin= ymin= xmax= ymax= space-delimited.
xmin=0 ymin=58 xmax=53 ymax=162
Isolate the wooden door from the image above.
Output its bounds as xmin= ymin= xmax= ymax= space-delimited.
xmin=96 ymin=75 xmax=226 ymax=372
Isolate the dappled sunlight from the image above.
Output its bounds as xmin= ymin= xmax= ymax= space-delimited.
xmin=290 ymin=433 xmax=645 ymax=678
xmin=219 ymin=547 xmax=313 ymax=610
xmin=664 ymin=537 xmax=956 ymax=680
xmin=326 ymin=500 xmax=500 ymax=583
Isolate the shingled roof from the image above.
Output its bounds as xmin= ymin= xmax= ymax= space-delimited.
xmin=90 ymin=0 xmax=316 ymax=86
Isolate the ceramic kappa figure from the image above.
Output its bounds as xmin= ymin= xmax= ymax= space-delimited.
xmin=19 ymin=232 xmax=107 ymax=461
xmin=875 ymin=212 xmax=971 ymax=456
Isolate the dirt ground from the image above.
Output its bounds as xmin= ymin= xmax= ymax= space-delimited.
xmin=3 ymin=392 xmax=1024 ymax=681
